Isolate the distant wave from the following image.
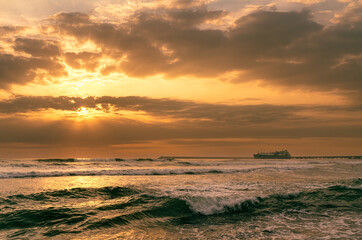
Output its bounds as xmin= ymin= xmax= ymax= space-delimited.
xmin=34 ymin=158 xmax=159 ymax=162
xmin=6 ymin=163 xmax=38 ymax=168
xmin=0 ymin=166 xmax=302 ymax=179
xmin=0 ymin=183 xmax=360 ymax=236
xmin=36 ymin=158 xmax=76 ymax=162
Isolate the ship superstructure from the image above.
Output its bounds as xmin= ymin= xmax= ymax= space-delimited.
xmin=254 ymin=150 xmax=291 ymax=159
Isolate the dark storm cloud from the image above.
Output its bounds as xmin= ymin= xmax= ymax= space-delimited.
xmin=0 ymin=54 xmax=66 ymax=89
xmin=229 ymin=10 xmax=322 ymax=57
xmin=13 ymin=38 xmax=61 ymax=57
xmin=0 ymin=36 xmax=66 ymax=89
xmin=0 ymin=26 xmax=26 ymax=35
xmin=165 ymin=7 xmax=226 ymax=27
xmin=51 ymin=11 xmax=90 ymax=24
xmin=49 ymin=5 xmax=362 ymax=99
xmin=174 ymin=0 xmax=202 ymax=8
xmin=240 ymin=5 xmax=362 ymax=93
xmin=0 ymin=34 xmax=104 ymax=88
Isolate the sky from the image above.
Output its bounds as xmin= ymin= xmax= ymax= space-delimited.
xmin=0 ymin=0 xmax=361 ymax=158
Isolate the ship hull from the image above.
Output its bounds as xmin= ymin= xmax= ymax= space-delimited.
xmin=253 ymin=154 xmax=291 ymax=159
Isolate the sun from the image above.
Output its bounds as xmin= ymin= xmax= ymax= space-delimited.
xmin=76 ymin=107 xmax=93 ymax=119
xmin=73 ymin=106 xmax=109 ymax=121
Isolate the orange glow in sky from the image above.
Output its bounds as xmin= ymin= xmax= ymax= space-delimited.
xmin=0 ymin=0 xmax=361 ymax=157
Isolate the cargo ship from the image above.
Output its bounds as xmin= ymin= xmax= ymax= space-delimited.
xmin=254 ymin=150 xmax=291 ymax=159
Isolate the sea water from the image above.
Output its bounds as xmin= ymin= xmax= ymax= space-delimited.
xmin=0 ymin=157 xmax=361 ymax=239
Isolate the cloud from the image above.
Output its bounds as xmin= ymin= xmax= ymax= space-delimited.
xmin=286 ymin=0 xmax=326 ymax=4
xmin=0 ymin=95 xmax=301 ymax=124
xmin=14 ymin=38 xmax=61 ymax=57
xmin=46 ymin=4 xmax=362 ymax=100
xmin=0 ymin=36 xmax=67 ymax=89
xmin=0 ymin=26 xmax=26 ymax=35
xmin=0 ymin=111 xmax=360 ymax=149
xmin=0 ymin=95 xmax=360 ymax=151
xmin=0 ymin=3 xmax=361 ymax=99
xmin=0 ymin=95 xmax=361 ymax=126
xmin=51 ymin=11 xmax=90 ymax=25
xmin=0 ymin=53 xmax=66 ymax=89
xmin=64 ymin=51 xmax=102 ymax=71
xmin=165 ymin=7 xmax=226 ymax=27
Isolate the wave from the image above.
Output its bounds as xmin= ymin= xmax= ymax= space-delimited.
xmin=135 ymin=158 xmax=154 ymax=161
xmin=5 ymin=163 xmax=38 ymax=168
xmin=34 ymin=158 xmax=157 ymax=163
xmin=0 ymin=186 xmax=138 ymax=203
xmin=1 ymin=184 xmax=361 ymax=217
xmin=0 ymin=166 xmax=301 ymax=178
xmin=0 ymin=184 xmax=360 ymax=237
xmin=36 ymin=158 xmax=76 ymax=162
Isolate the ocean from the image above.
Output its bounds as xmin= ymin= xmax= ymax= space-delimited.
xmin=0 ymin=157 xmax=361 ymax=239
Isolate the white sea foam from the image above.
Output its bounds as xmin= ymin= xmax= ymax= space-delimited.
xmin=182 ymin=195 xmax=261 ymax=215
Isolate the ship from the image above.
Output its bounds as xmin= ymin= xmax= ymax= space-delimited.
xmin=254 ymin=150 xmax=291 ymax=159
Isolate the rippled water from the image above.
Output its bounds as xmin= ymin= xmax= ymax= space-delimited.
xmin=0 ymin=157 xmax=361 ymax=239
